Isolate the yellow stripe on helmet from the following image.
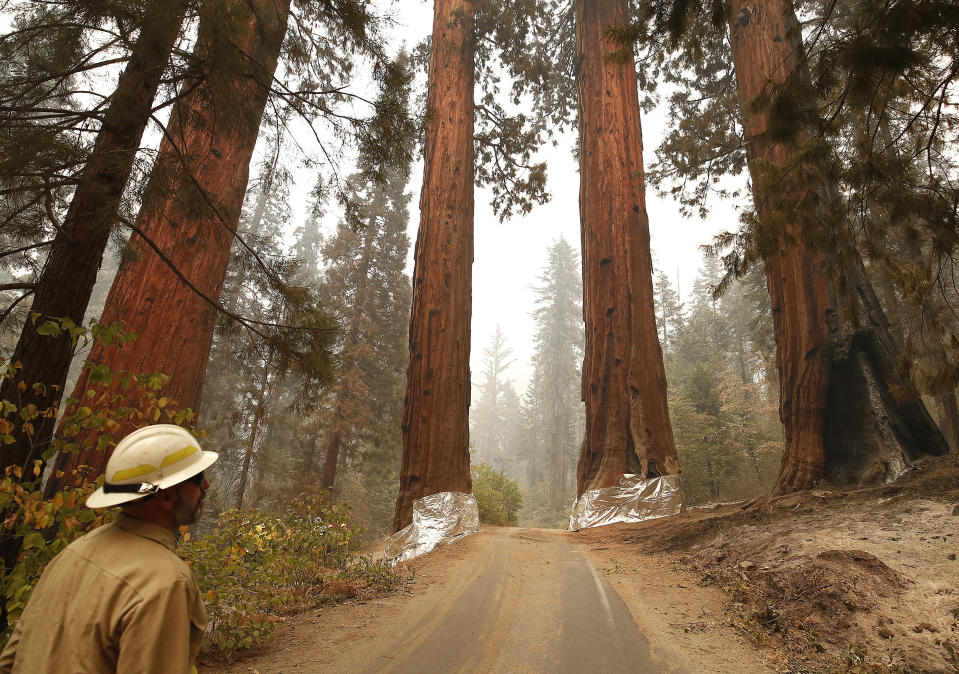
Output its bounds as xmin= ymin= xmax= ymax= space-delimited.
xmin=111 ymin=445 xmax=198 ymax=482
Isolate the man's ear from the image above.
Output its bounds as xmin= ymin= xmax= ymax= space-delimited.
xmin=156 ymin=488 xmax=178 ymax=511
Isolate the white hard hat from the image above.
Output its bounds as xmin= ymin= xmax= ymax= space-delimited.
xmin=86 ymin=424 xmax=218 ymax=509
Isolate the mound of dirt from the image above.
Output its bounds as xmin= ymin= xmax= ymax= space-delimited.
xmin=574 ymin=455 xmax=959 ymax=673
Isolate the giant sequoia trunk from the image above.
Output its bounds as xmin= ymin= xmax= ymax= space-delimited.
xmin=726 ymin=0 xmax=948 ymax=493
xmin=0 ymin=1 xmax=188 ymax=472
xmin=574 ymin=0 xmax=680 ymax=497
xmin=46 ymin=0 xmax=290 ymax=490
xmin=391 ymin=0 xmax=474 ymax=532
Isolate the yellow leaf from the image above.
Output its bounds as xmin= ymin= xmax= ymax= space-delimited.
xmin=32 ymin=460 xmax=42 ymax=477
xmin=158 ymin=397 xmax=169 ymax=409
xmin=205 ymin=590 xmax=216 ymax=601
xmin=51 ymin=492 xmax=64 ymax=511
xmin=181 ymin=532 xmax=190 ymax=543
xmin=12 ymin=466 xmax=21 ymax=479
xmin=152 ymin=408 xmax=160 ymax=422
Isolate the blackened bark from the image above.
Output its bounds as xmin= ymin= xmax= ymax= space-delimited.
xmin=726 ymin=0 xmax=947 ymax=493
xmin=574 ymin=0 xmax=680 ymax=497
xmin=392 ymin=0 xmax=474 ymax=532
xmin=0 ymin=1 xmax=188 ymax=472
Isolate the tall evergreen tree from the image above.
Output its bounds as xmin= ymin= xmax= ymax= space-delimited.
xmin=470 ymin=325 xmax=517 ymax=469
xmin=0 ymin=0 xmax=191 ymax=470
xmin=317 ymin=146 xmax=414 ymax=491
xmin=525 ymin=238 xmax=583 ymax=511
xmin=574 ymin=0 xmax=681 ymax=496
xmin=393 ymin=0 xmax=477 ymax=532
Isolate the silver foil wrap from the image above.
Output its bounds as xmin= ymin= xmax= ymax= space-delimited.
xmin=568 ymin=474 xmax=685 ymax=531
xmin=384 ymin=491 xmax=480 ymax=564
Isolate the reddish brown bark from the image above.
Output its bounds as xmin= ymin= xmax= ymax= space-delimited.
xmin=574 ymin=0 xmax=680 ymax=497
xmin=727 ymin=0 xmax=947 ymax=493
xmin=0 ymin=1 xmax=188 ymax=472
xmin=392 ymin=0 xmax=474 ymax=532
xmin=47 ymin=0 xmax=290 ymax=490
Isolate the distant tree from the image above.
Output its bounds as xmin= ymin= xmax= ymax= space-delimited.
xmin=470 ymin=326 xmax=517 ymax=469
xmin=653 ymin=268 xmax=684 ymax=358
xmin=524 ymin=238 xmax=583 ymax=512
xmin=317 ymin=124 xmax=414 ymax=491
xmin=574 ymin=0 xmax=680 ymax=497
xmin=667 ymin=265 xmax=781 ymax=502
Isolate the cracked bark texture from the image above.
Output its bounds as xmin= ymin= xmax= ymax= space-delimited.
xmin=574 ymin=0 xmax=680 ymax=497
xmin=47 ymin=0 xmax=290 ymax=491
xmin=392 ymin=0 xmax=474 ymax=532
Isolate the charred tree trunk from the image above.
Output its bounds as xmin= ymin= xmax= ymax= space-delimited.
xmin=726 ymin=0 xmax=948 ymax=493
xmin=46 ymin=0 xmax=291 ymax=491
xmin=0 ymin=1 xmax=188 ymax=472
xmin=574 ymin=0 xmax=680 ymax=497
xmin=391 ymin=0 xmax=474 ymax=532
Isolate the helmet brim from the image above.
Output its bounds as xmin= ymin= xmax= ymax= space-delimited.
xmin=86 ymin=450 xmax=219 ymax=509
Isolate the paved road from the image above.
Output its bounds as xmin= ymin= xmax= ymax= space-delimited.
xmin=365 ymin=528 xmax=682 ymax=673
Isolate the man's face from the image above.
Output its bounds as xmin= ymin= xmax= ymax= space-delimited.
xmin=172 ymin=472 xmax=210 ymax=526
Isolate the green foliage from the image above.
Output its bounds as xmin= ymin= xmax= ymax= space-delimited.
xmin=179 ymin=491 xmax=402 ymax=658
xmin=656 ymin=262 xmax=782 ymax=504
xmin=471 ymin=464 xmax=523 ymax=526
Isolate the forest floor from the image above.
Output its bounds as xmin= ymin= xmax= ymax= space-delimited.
xmin=575 ymin=453 xmax=959 ymax=673
xmin=199 ymin=454 xmax=959 ymax=673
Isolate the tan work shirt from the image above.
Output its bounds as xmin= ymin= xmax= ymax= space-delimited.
xmin=0 ymin=514 xmax=207 ymax=673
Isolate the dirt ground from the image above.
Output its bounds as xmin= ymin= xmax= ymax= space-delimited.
xmin=575 ymin=454 xmax=959 ymax=672
xmin=199 ymin=527 xmax=771 ymax=673
xmin=200 ymin=454 xmax=959 ymax=673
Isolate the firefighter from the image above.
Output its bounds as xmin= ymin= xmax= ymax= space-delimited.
xmin=0 ymin=424 xmax=218 ymax=673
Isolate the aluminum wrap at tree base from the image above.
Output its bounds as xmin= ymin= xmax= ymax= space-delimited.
xmin=384 ymin=491 xmax=480 ymax=564
xmin=568 ymin=474 xmax=685 ymax=531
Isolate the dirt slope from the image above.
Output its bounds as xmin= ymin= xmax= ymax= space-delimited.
xmin=575 ymin=455 xmax=959 ymax=672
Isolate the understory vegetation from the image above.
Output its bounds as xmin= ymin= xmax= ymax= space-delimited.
xmin=181 ymin=492 xmax=403 ymax=658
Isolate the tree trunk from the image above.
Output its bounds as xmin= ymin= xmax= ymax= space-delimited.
xmin=725 ymin=0 xmax=948 ymax=493
xmin=236 ymin=360 xmax=271 ymax=509
xmin=0 ymin=1 xmax=188 ymax=472
xmin=936 ymin=392 xmax=959 ymax=454
xmin=574 ymin=0 xmax=680 ymax=497
xmin=46 ymin=0 xmax=291 ymax=491
xmin=391 ymin=0 xmax=474 ymax=532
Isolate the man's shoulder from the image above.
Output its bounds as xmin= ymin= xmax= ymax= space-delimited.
xmin=67 ymin=521 xmax=195 ymax=587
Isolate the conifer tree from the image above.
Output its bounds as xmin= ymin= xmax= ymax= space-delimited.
xmin=525 ymin=237 xmax=583 ymax=511
xmin=574 ymin=0 xmax=681 ymax=496
xmin=0 ymin=0 xmax=191 ymax=470
xmin=646 ymin=0 xmax=950 ymax=490
xmin=317 ymin=148 xmax=414 ymax=491
xmin=393 ymin=0 xmax=477 ymax=532
xmin=470 ymin=326 xmax=517 ymax=469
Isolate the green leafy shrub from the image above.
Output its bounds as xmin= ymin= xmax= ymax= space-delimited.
xmin=179 ymin=490 xmax=403 ymax=659
xmin=471 ymin=464 xmax=523 ymax=526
